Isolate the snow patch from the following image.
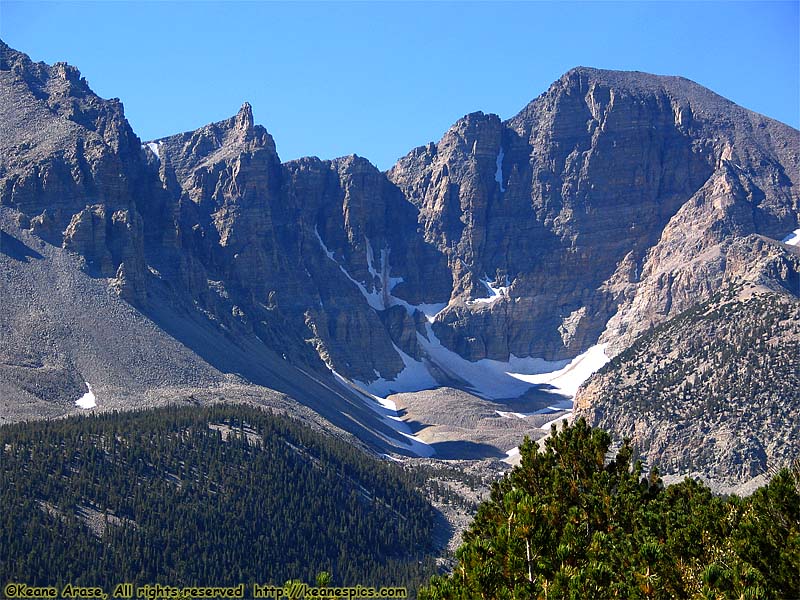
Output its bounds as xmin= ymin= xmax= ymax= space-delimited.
xmin=330 ymin=369 xmax=435 ymax=457
xmin=421 ymin=323 xmax=575 ymax=399
xmin=472 ymin=344 xmax=607 ymax=436
xmin=358 ymin=327 xmax=608 ymax=403
xmin=315 ymin=228 xmax=384 ymax=310
xmin=145 ymin=142 xmax=160 ymax=162
xmin=355 ymin=344 xmax=438 ymax=397
xmin=334 ymin=303 xmax=609 ymax=404
xmin=75 ymin=382 xmax=96 ymax=409
xmin=365 ymin=237 xmax=404 ymax=302
xmin=315 ymin=227 xmax=336 ymax=261
xmin=508 ymin=343 xmax=610 ymax=398
xmin=384 ymin=296 xmax=447 ymax=323
xmin=539 ymin=413 xmax=573 ymax=431
xmin=495 ymin=148 xmax=506 ymax=192
xmin=467 ymin=276 xmax=510 ymax=306
xmin=782 ymin=228 xmax=800 ymax=246
xmin=496 ymin=410 xmax=531 ymax=420
xmin=335 ymin=335 xmax=608 ymax=462
xmin=495 ymin=400 xmax=574 ymax=420
xmin=316 ymin=228 xmax=447 ymax=320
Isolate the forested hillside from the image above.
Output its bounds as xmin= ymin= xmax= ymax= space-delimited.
xmin=421 ymin=419 xmax=800 ymax=599
xmin=0 ymin=405 xmax=437 ymax=590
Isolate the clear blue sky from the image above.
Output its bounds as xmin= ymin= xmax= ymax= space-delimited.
xmin=1 ymin=1 xmax=798 ymax=170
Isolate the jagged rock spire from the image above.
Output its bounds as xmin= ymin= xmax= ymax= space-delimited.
xmin=235 ymin=101 xmax=254 ymax=132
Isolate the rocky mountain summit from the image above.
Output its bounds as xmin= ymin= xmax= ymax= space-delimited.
xmin=1 ymin=40 xmax=798 ymax=483
xmin=390 ymin=68 xmax=798 ymax=361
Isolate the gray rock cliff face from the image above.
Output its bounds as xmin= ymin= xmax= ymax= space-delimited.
xmin=1 ymin=43 xmax=799 ymax=481
xmin=0 ymin=42 xmax=164 ymax=304
xmin=149 ymin=111 xmax=453 ymax=382
xmin=389 ymin=68 xmax=798 ymax=363
xmin=0 ymin=40 xmax=452 ymax=384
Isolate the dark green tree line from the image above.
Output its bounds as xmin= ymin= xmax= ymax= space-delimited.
xmin=0 ymin=404 xmax=437 ymax=591
xmin=421 ymin=419 xmax=800 ymax=599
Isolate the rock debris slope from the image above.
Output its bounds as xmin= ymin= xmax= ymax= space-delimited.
xmin=1 ymin=40 xmax=798 ymax=482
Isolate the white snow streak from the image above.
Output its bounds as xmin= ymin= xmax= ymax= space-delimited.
xmin=355 ymin=344 xmax=438 ymax=397
xmin=782 ymin=228 xmax=800 ymax=246
xmin=349 ymin=332 xmax=609 ymax=465
xmin=335 ymin=320 xmax=608 ymax=461
xmin=330 ymin=369 xmax=434 ymax=457
xmin=316 ymin=228 xmax=446 ymax=320
xmin=145 ymin=142 xmax=160 ymax=161
xmin=315 ymin=228 xmax=384 ymax=310
xmin=359 ymin=324 xmax=607 ymax=403
xmin=538 ymin=413 xmax=572 ymax=432
xmin=495 ymin=400 xmax=574 ymax=420
xmin=75 ymin=382 xmax=96 ymax=409
xmin=495 ymin=148 xmax=506 ymax=192
xmin=507 ymin=343 xmax=610 ymax=399
xmin=467 ymin=276 xmax=510 ymax=306
xmin=501 ymin=344 xmax=609 ymax=462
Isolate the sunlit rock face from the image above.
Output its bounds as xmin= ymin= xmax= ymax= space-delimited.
xmin=2 ymin=41 xmax=798 ymax=408
xmin=389 ymin=68 xmax=798 ymax=363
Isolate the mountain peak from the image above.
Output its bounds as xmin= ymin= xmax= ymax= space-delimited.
xmin=2 ymin=41 xmax=799 ymax=489
xmin=51 ymin=61 xmax=83 ymax=83
xmin=235 ymin=101 xmax=254 ymax=132
xmin=549 ymin=66 xmax=730 ymax=110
